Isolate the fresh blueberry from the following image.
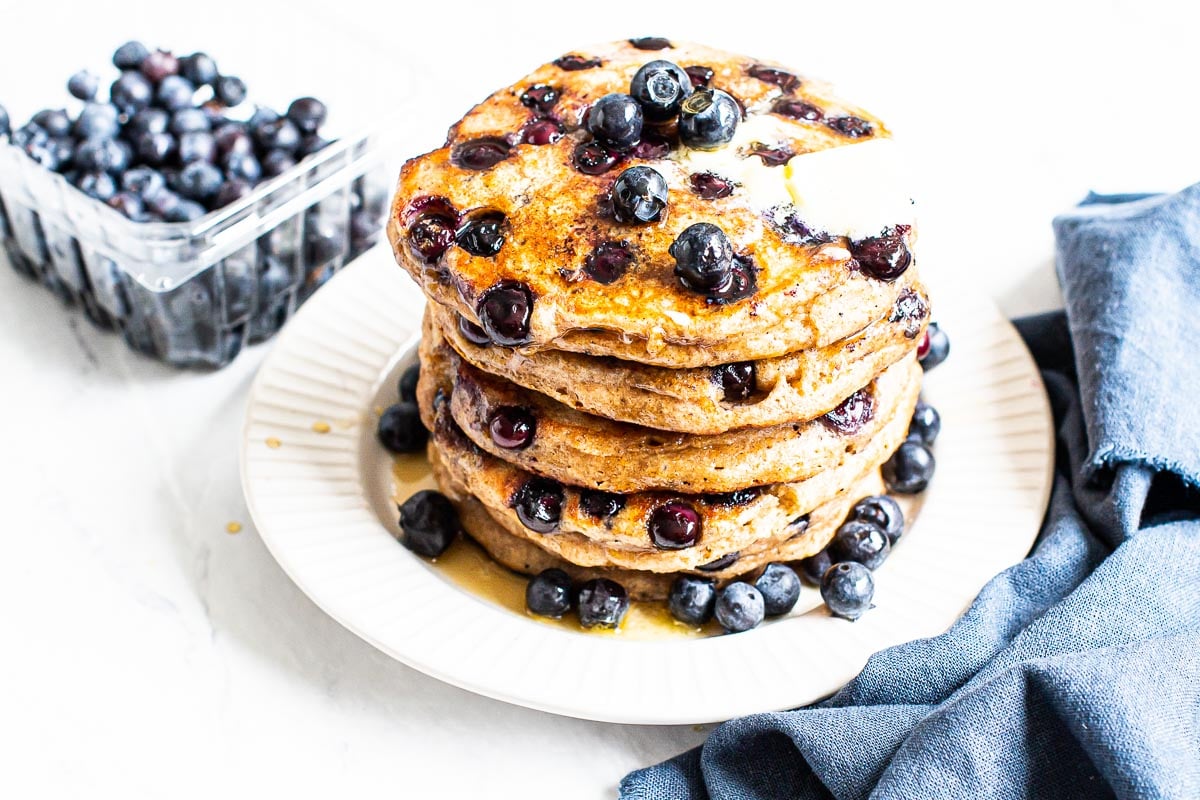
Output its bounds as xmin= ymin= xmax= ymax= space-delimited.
xmin=261 ymin=149 xmax=296 ymax=177
xmin=488 ymin=406 xmax=536 ymax=449
xmin=526 ymin=569 xmax=572 ymax=618
xmin=572 ymin=141 xmax=623 ymax=175
xmin=377 ymin=401 xmax=428 ymax=453
xmin=144 ymin=188 xmax=181 ymax=218
xmin=512 ymin=477 xmax=564 ymax=533
xmin=455 ymin=211 xmax=506 ymax=257
xmin=22 ymin=142 xmax=60 ymax=170
xmin=164 ymin=198 xmax=206 ymax=222
xmin=296 ymin=133 xmax=329 ymax=157
xmin=140 ymin=50 xmax=179 ymax=83
xmin=712 ymin=362 xmax=755 ymax=402
xmin=397 ymin=489 xmax=459 ymax=558
xmin=829 ymin=519 xmax=891 ymax=569
xmin=520 ymin=117 xmax=564 ymax=145
xmin=74 ymin=171 xmax=117 ymax=202
xmin=586 ymin=93 xmax=643 ymax=152
xmin=128 ymin=107 xmax=170 ymax=135
xmin=821 ymin=561 xmax=875 ymax=620
xmin=689 ymin=172 xmax=734 ymax=199
xmin=214 ymin=75 xmax=247 ymax=107
xmin=156 ymin=75 xmax=195 ymax=111
xmin=32 ymin=109 xmax=71 ymax=138
xmin=179 ymin=53 xmax=218 ymax=87
xmin=223 ymin=152 xmax=262 ymax=183
xmin=11 ymin=122 xmax=48 ymax=149
xmin=110 ymin=71 xmax=154 ymax=113
xmin=715 ymin=582 xmax=765 ymax=633
xmin=213 ymin=178 xmax=253 ymax=208
xmin=213 ymin=122 xmax=253 ymax=155
xmin=798 ymin=549 xmax=833 ymax=586
xmin=907 ymin=402 xmax=941 ymax=446
xmin=629 ymin=60 xmax=693 ymax=122
xmin=648 ymin=501 xmax=702 ymax=549
xmin=286 ymin=97 xmax=327 ymax=135
xmin=134 ymin=132 xmax=176 ymax=166
xmin=48 ymin=138 xmax=75 ymax=170
xmin=477 ymin=280 xmax=533 ymax=346
xmin=850 ymin=225 xmax=912 ymax=281
xmin=107 ymin=191 xmax=145 ymax=220
xmin=583 ymin=240 xmax=633 ymax=284
xmin=74 ymin=138 xmax=126 ymax=173
xmin=0 ymin=104 xmax=9 ymax=137
xmin=73 ymin=102 xmax=120 ymax=140
xmin=883 ymin=441 xmax=935 ymax=494
xmin=398 ymin=363 xmax=420 ymax=403
xmin=918 ymin=322 xmax=950 ymax=370
xmin=611 ymin=165 xmax=668 ymax=224
xmin=520 ymin=84 xmax=559 ymax=113
xmin=579 ymin=490 xmax=625 ymax=519
xmin=670 ymin=222 xmax=734 ymax=294
xmin=679 ymin=89 xmax=739 ymax=150
xmin=576 ymin=579 xmax=629 ymax=629
xmin=113 ymin=41 xmax=150 ymax=70
xmin=177 ymin=131 xmax=216 ymax=164
xmin=176 ymin=161 xmax=224 ymax=202
xmin=668 ymin=575 xmax=717 ymax=625
xmin=821 ymin=388 xmax=875 ymax=434
xmin=450 ymin=137 xmax=511 ymax=170
xmin=852 ymin=495 xmax=905 ymax=544
xmin=755 ymin=563 xmax=801 ymax=617
xmin=826 ymin=115 xmax=874 ymax=138
xmin=697 ymin=551 xmax=740 ymax=572
xmin=255 ymin=118 xmax=301 ymax=153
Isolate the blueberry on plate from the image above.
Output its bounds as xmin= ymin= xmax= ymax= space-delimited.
xmin=629 ymin=60 xmax=693 ymax=122
xmin=397 ymin=489 xmax=459 ymax=558
xmin=919 ymin=322 xmax=951 ymax=370
xmin=821 ymin=561 xmax=875 ymax=620
xmin=611 ymin=166 xmax=668 ymax=224
xmin=829 ymin=519 xmax=891 ymax=570
xmin=798 ymin=549 xmax=832 ymax=586
xmin=851 ymin=495 xmax=904 ymax=544
xmin=397 ymin=363 xmax=420 ymax=403
xmin=526 ymin=568 xmax=573 ymax=618
xmin=377 ymin=401 xmax=428 ymax=453
xmin=882 ymin=441 xmax=936 ymax=494
xmin=576 ymin=578 xmax=629 ymax=628
xmin=755 ymin=563 xmax=801 ymax=617
xmin=714 ymin=581 xmax=765 ymax=633
xmin=670 ymin=222 xmax=734 ymax=294
xmin=679 ymin=89 xmax=740 ymax=150
xmin=586 ymin=93 xmax=644 ymax=152
xmin=668 ymin=575 xmax=717 ymax=626
xmin=907 ymin=402 xmax=941 ymax=446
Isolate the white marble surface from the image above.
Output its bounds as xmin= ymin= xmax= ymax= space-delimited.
xmin=2 ymin=1 xmax=1197 ymax=796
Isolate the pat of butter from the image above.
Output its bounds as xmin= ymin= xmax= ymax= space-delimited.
xmin=784 ymin=138 xmax=913 ymax=240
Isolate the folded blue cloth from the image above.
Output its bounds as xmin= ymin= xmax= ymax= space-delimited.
xmin=620 ymin=184 xmax=1200 ymax=800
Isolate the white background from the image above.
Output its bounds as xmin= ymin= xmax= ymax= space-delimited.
xmin=1 ymin=1 xmax=1197 ymax=797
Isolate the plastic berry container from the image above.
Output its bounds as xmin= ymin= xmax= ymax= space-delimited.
xmin=0 ymin=125 xmax=395 ymax=368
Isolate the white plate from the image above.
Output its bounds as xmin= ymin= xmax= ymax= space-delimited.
xmin=240 ymin=246 xmax=1054 ymax=725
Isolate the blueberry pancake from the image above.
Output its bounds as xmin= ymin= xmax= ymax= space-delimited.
xmin=421 ymin=313 xmax=920 ymax=493
xmin=387 ymin=39 xmax=918 ymax=367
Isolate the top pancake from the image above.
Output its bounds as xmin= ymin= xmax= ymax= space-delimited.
xmin=387 ymin=39 xmax=917 ymax=367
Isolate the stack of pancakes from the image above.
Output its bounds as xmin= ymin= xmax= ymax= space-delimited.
xmin=387 ymin=40 xmax=929 ymax=601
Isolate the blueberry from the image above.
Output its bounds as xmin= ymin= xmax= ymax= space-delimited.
xmin=684 ymin=65 xmax=714 ymax=88
xmin=248 ymin=106 xmax=280 ymax=131
xmin=679 ymin=89 xmax=739 ymax=150
xmin=75 ymin=171 xmax=117 ymax=202
xmin=110 ymin=71 xmax=154 ymax=113
xmin=223 ymin=152 xmax=262 ymax=184
xmin=583 ymin=240 xmax=633 ymax=284
xmin=648 ymin=501 xmax=701 ymax=550
xmin=554 ymin=54 xmax=603 ymax=71
xmin=145 ymin=189 xmax=182 ymax=218
xmin=107 ymin=191 xmax=144 ymax=220
xmin=747 ymin=64 xmax=801 ymax=94
xmin=798 ymin=549 xmax=833 ymax=586
xmin=908 ymin=402 xmax=941 ymax=446
xmin=177 ymin=131 xmax=216 ymax=164
xmin=48 ymin=138 xmax=75 ymax=170
xmin=697 ymin=551 xmax=740 ymax=572
xmin=668 ymin=575 xmax=717 ymax=625
xmin=689 ymin=172 xmax=734 ymax=200
xmin=821 ymin=561 xmax=874 ymax=620
xmin=176 ymin=161 xmax=224 ymax=202
xmin=712 ymin=361 xmax=755 ymax=402
xmin=755 ymin=563 xmax=801 ymax=617
xmin=670 ymin=222 xmax=734 ymax=294
xmin=629 ymin=133 xmax=672 ymax=159
xmin=214 ymin=75 xmax=248 ymax=107
xmin=586 ymin=93 xmax=643 ymax=152
xmin=261 ymin=149 xmax=296 ymax=177
xmin=773 ymin=98 xmax=823 ymax=122
xmin=826 ymin=115 xmax=874 ymax=138
xmin=154 ymin=75 xmax=194 ymax=111
xmin=458 ymin=315 xmax=491 ymax=346
xmin=113 ymin=41 xmax=150 ymax=70
xmin=213 ymin=123 xmax=253 ymax=155
xmin=477 ymin=280 xmax=533 ymax=346
xmin=398 ymin=363 xmax=420 ymax=403
xmin=714 ymin=582 xmax=765 ymax=633
xmin=213 ymin=179 xmax=253 ymax=208
xmin=128 ymin=107 xmax=170 ymax=135
xmin=455 ymin=211 xmax=506 ymax=257
xmin=488 ymin=406 xmax=536 ymax=449
xmin=629 ymin=36 xmax=673 ymax=50
xmin=32 ymin=109 xmax=71 ymax=138
xmin=179 ymin=53 xmax=218 ymax=87
xmin=297 ymin=133 xmax=329 ymax=157
xmin=134 ymin=132 xmax=175 ymax=166
xmin=0 ymin=104 xmax=9 ymax=137
xmin=512 ymin=477 xmax=564 ymax=533
xmin=520 ymin=84 xmax=559 ymax=113
xmin=579 ymin=490 xmax=625 ymax=519
xmin=883 ymin=441 xmax=935 ymax=494
xmin=408 ymin=211 xmax=456 ymax=263
xmin=286 ymin=97 xmax=327 ymax=135
xmin=73 ymin=102 xmax=120 ymax=140
xmin=11 ymin=123 xmax=47 ymax=150
xmin=378 ymin=401 xmax=428 ymax=453
xmin=520 ymin=117 xmax=564 ymax=146
xmin=525 ymin=568 xmax=572 ymax=618
xmin=852 ymin=495 xmax=904 ymax=544
xmin=23 ymin=142 xmax=60 ymax=170
xmin=611 ymin=166 xmax=668 ymax=224
xmin=850 ymin=225 xmax=912 ymax=281
xmin=576 ymin=578 xmax=629 ymax=629
xmin=75 ymin=138 xmax=126 ymax=173
xmin=821 ymin=388 xmax=875 ymax=434
xmin=255 ymin=118 xmax=301 ymax=153
xmin=829 ymin=519 xmax=891 ymax=569
xmin=572 ymin=141 xmax=623 ymax=175
xmin=140 ymin=50 xmax=179 ymax=83
xmin=451 ymin=137 xmax=511 ymax=170
xmin=164 ymin=198 xmax=206 ymax=222
xmin=919 ymin=322 xmax=950 ymax=370
xmin=397 ymin=489 xmax=459 ymax=558
xmin=629 ymin=60 xmax=693 ymax=122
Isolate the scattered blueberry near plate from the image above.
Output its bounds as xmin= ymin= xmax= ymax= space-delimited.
xmin=668 ymin=575 xmax=717 ymax=626
xmin=576 ymin=578 xmax=629 ymax=629
xmin=907 ymin=402 xmax=941 ymax=446
xmin=714 ymin=582 xmax=765 ymax=633
xmin=821 ymin=561 xmax=874 ymax=620
xmin=919 ymin=322 xmax=951 ymax=370
xmin=755 ymin=563 xmax=801 ymax=617
xmin=378 ymin=401 xmax=428 ymax=453
xmin=397 ymin=489 xmax=460 ymax=558
xmin=526 ymin=568 xmax=573 ymax=618
xmin=883 ymin=441 xmax=936 ymax=494
xmin=829 ymin=519 xmax=891 ymax=570
xmin=851 ymin=495 xmax=905 ymax=544
xmin=398 ymin=363 xmax=420 ymax=403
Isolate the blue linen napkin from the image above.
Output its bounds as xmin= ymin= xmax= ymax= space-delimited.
xmin=620 ymin=184 xmax=1200 ymax=800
